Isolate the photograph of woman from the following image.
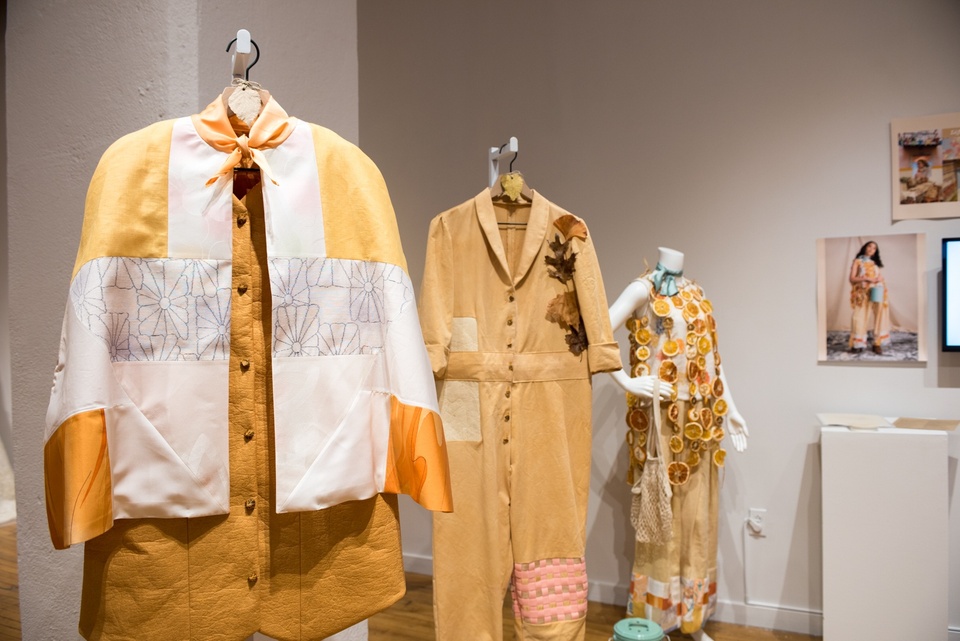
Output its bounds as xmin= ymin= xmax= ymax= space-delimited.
xmin=848 ymin=241 xmax=889 ymax=354
xmin=817 ymin=233 xmax=925 ymax=362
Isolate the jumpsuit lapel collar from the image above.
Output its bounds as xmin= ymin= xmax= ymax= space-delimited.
xmin=475 ymin=189 xmax=512 ymax=281
xmin=510 ymin=190 xmax=548 ymax=286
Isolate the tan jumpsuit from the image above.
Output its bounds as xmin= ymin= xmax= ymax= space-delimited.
xmin=420 ymin=190 xmax=621 ymax=641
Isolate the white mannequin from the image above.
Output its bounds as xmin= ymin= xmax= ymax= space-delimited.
xmin=607 ymin=248 xmax=749 ymax=641
xmin=608 ymin=247 xmax=748 ymax=452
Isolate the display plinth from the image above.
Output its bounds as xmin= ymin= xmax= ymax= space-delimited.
xmin=820 ymin=426 xmax=948 ymax=641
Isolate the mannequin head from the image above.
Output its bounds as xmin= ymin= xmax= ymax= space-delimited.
xmin=657 ymin=247 xmax=684 ymax=273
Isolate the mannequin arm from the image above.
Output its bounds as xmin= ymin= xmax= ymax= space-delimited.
xmin=607 ymin=280 xmax=673 ymax=399
xmin=718 ymin=368 xmax=748 ymax=452
xmin=608 ymin=280 xmax=649 ymax=330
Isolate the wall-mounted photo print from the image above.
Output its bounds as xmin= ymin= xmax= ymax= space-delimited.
xmin=892 ymin=113 xmax=960 ymax=220
xmin=817 ymin=233 xmax=926 ymax=362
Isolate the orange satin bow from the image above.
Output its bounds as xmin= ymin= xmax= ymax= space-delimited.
xmin=191 ymin=94 xmax=297 ymax=188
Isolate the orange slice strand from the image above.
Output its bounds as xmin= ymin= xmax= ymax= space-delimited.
xmin=713 ymin=399 xmax=728 ymax=416
xmin=699 ymin=407 xmax=714 ymax=429
xmin=681 ymin=289 xmax=693 ymax=301
xmin=634 ymin=445 xmax=647 ymax=464
xmin=693 ymin=318 xmax=707 ymax=336
xmin=664 ymin=338 xmax=683 ymax=357
xmin=684 ymin=422 xmax=704 ymax=440
xmin=669 ymin=435 xmax=684 ymax=453
xmin=635 ymin=345 xmax=651 ymax=361
xmin=667 ymin=402 xmax=680 ymax=424
xmin=713 ymin=427 xmax=726 ymax=442
xmin=659 ymin=361 xmax=678 ymax=383
xmin=668 ymin=461 xmax=690 ymax=485
xmin=688 ymin=451 xmax=701 ymax=467
xmin=713 ymin=378 xmax=724 ymax=397
xmin=652 ymin=299 xmax=671 ymax=317
xmin=713 ymin=449 xmax=727 ymax=467
xmin=700 ymin=299 xmax=714 ymax=314
xmin=671 ymin=295 xmax=684 ymax=308
xmin=628 ymin=409 xmax=649 ymax=431
xmin=635 ymin=327 xmax=652 ymax=345
xmin=697 ymin=335 xmax=712 ymax=355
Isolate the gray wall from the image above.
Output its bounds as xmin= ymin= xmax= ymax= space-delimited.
xmin=358 ymin=1 xmax=960 ymax=635
xmin=7 ymin=2 xmax=358 ymax=638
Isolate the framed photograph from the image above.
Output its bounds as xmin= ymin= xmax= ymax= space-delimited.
xmin=891 ymin=113 xmax=960 ymax=221
xmin=817 ymin=233 xmax=926 ymax=362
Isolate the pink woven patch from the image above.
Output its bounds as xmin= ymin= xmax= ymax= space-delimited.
xmin=510 ymin=557 xmax=588 ymax=624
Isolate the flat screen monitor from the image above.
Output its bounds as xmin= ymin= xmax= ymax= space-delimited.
xmin=944 ymin=237 xmax=960 ymax=351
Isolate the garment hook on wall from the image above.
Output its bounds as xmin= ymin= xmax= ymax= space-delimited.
xmin=509 ymin=151 xmax=518 ymax=173
xmin=226 ymin=34 xmax=261 ymax=80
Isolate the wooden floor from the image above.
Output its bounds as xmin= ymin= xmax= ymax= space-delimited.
xmin=369 ymin=573 xmax=819 ymax=641
xmin=0 ymin=525 xmax=817 ymax=641
xmin=0 ymin=522 xmax=20 ymax=640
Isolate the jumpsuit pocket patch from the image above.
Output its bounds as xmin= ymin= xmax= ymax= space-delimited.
xmin=438 ymin=380 xmax=481 ymax=442
xmin=450 ymin=317 xmax=478 ymax=351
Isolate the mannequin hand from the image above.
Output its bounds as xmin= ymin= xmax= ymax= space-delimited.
xmin=615 ymin=372 xmax=674 ymax=400
xmin=725 ymin=409 xmax=749 ymax=452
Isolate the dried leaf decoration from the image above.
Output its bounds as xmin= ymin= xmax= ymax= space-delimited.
xmin=545 ymin=291 xmax=581 ymax=328
xmin=545 ymin=234 xmax=577 ymax=284
xmin=565 ymin=318 xmax=589 ymax=356
xmin=554 ymin=214 xmax=588 ymax=241
xmin=544 ymin=225 xmax=588 ymax=357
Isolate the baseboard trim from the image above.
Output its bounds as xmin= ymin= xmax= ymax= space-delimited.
xmin=713 ymin=599 xmax=822 ymax=637
xmin=403 ymin=552 xmax=433 ymax=576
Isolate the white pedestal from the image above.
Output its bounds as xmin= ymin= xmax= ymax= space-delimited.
xmin=821 ymin=426 xmax=948 ymax=641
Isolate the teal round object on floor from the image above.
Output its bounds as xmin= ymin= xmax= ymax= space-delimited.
xmin=612 ymin=617 xmax=666 ymax=641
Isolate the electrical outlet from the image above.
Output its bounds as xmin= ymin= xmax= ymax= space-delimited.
xmin=748 ymin=508 xmax=767 ymax=535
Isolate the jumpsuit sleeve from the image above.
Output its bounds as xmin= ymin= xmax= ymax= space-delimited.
xmin=572 ymin=222 xmax=623 ymax=375
xmin=418 ymin=214 xmax=454 ymax=379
